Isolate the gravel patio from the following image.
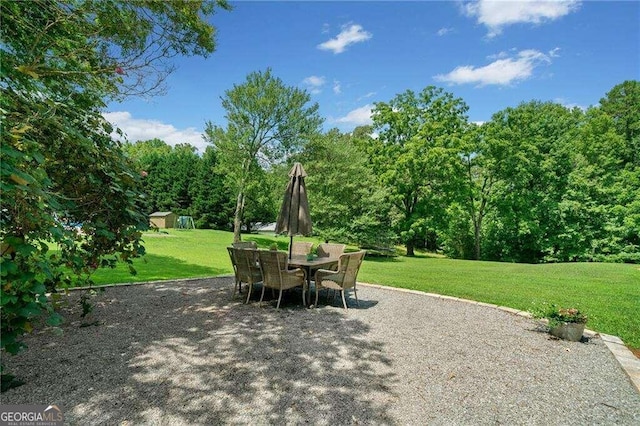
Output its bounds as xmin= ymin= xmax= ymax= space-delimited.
xmin=2 ymin=276 xmax=639 ymax=425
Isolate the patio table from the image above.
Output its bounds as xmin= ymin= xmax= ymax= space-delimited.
xmin=288 ymin=255 xmax=339 ymax=305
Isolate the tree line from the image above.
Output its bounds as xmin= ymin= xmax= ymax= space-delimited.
xmin=126 ymin=72 xmax=639 ymax=264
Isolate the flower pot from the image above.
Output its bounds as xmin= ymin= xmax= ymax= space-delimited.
xmin=549 ymin=322 xmax=585 ymax=342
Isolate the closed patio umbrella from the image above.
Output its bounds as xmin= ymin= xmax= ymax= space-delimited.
xmin=275 ymin=162 xmax=312 ymax=259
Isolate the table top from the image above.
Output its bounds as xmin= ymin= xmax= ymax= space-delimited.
xmin=288 ymin=255 xmax=339 ymax=268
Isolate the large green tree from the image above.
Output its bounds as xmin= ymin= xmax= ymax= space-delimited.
xmin=298 ymin=128 xmax=394 ymax=248
xmin=442 ymin=123 xmax=500 ymax=260
xmin=1 ymin=0 xmax=229 ymax=365
xmin=124 ymin=140 xmax=235 ymax=229
xmin=599 ymin=80 xmax=640 ymax=167
xmin=481 ymin=101 xmax=582 ymax=263
xmin=123 ymin=139 xmax=175 ymax=212
xmin=190 ymin=147 xmax=235 ymax=230
xmin=128 ymin=142 xmax=201 ymax=213
xmin=370 ymin=87 xmax=469 ymax=255
xmin=571 ymin=82 xmax=640 ymax=262
xmin=204 ymin=68 xmax=323 ymax=242
xmin=240 ymin=166 xmax=282 ymax=232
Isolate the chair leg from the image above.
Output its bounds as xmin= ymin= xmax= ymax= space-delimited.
xmin=302 ymin=283 xmax=307 ymax=306
xmin=276 ymin=288 xmax=283 ymax=309
xmin=259 ymin=286 xmax=266 ymax=307
xmin=341 ymin=289 xmax=348 ymax=309
xmin=245 ymin=283 xmax=253 ymax=304
xmin=315 ymin=284 xmax=320 ymax=307
xmin=354 ymin=286 xmax=359 ymax=307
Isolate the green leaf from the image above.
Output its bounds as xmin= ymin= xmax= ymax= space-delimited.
xmin=31 ymin=282 xmax=46 ymax=295
xmin=46 ymin=312 xmax=64 ymax=327
xmin=0 ymin=293 xmax=19 ymax=305
xmin=18 ymin=302 xmax=43 ymax=318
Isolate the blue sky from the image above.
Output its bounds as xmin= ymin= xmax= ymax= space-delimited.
xmin=105 ymin=0 xmax=639 ymax=152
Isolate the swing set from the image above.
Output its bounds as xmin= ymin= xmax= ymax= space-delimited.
xmin=175 ymin=215 xmax=195 ymax=230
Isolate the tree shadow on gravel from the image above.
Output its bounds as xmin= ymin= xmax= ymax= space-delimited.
xmin=2 ymin=278 xmax=397 ymax=424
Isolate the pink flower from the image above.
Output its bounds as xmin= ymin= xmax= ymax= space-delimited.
xmin=115 ymin=67 xmax=124 ymax=75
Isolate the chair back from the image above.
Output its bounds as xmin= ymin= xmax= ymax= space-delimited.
xmin=290 ymin=241 xmax=313 ymax=256
xmin=232 ymin=241 xmax=257 ymax=249
xmin=233 ymin=247 xmax=260 ymax=283
xmin=258 ymin=250 xmax=288 ymax=289
xmin=227 ymin=246 xmax=239 ymax=274
xmin=317 ymin=243 xmax=346 ymax=258
xmin=337 ymin=251 xmax=366 ymax=288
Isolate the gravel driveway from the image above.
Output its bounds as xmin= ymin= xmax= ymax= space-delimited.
xmin=2 ymin=277 xmax=639 ymax=425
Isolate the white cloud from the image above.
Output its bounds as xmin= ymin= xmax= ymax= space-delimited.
xmin=434 ymin=49 xmax=556 ymax=86
xmin=333 ymin=80 xmax=342 ymax=94
xmin=302 ymin=75 xmax=325 ymax=94
xmin=103 ymin=111 xmax=206 ymax=152
xmin=437 ymin=27 xmax=454 ymax=36
xmin=335 ymin=104 xmax=373 ymax=126
xmin=357 ymin=91 xmax=377 ymax=101
xmin=463 ymin=0 xmax=581 ymax=37
xmin=303 ymin=75 xmax=325 ymax=86
xmin=317 ymin=24 xmax=372 ymax=54
xmin=487 ymin=50 xmax=511 ymax=60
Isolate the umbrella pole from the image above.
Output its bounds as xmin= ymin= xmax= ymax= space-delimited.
xmin=289 ymin=235 xmax=293 ymax=259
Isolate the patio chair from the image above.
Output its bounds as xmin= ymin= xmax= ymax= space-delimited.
xmin=232 ymin=241 xmax=257 ymax=249
xmin=231 ymin=247 xmax=263 ymax=303
xmin=314 ymin=251 xmax=366 ymax=309
xmin=316 ymin=243 xmax=346 ymax=271
xmin=227 ymin=247 xmax=241 ymax=297
xmin=258 ymin=250 xmax=307 ymax=309
xmin=290 ymin=241 xmax=314 ymax=256
xmin=317 ymin=243 xmax=346 ymax=258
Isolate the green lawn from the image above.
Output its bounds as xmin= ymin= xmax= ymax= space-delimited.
xmin=89 ymin=229 xmax=640 ymax=349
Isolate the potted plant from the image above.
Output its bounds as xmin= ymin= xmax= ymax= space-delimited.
xmin=534 ymin=304 xmax=588 ymax=342
xmin=306 ymin=246 xmax=316 ymax=261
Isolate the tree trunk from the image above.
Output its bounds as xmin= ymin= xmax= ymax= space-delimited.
xmin=406 ymin=241 xmax=415 ymax=256
xmin=233 ymin=191 xmax=244 ymax=243
xmin=473 ymin=219 xmax=481 ymax=260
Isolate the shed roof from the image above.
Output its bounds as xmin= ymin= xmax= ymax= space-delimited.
xmin=149 ymin=211 xmax=174 ymax=217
